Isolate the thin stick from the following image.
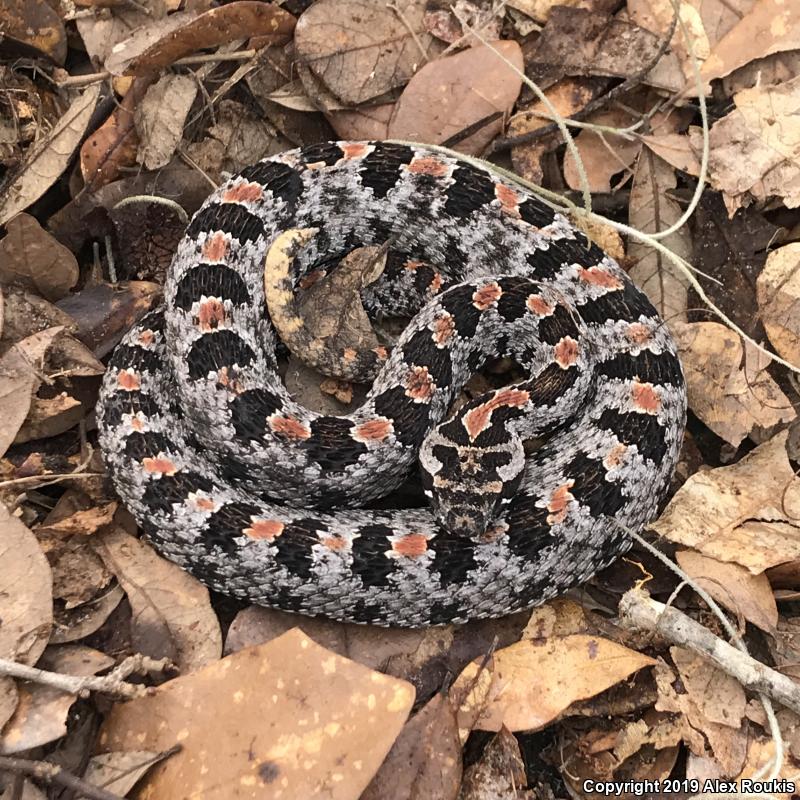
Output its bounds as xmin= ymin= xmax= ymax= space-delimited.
xmin=0 ymin=756 xmax=124 ymax=800
xmin=0 ymin=654 xmax=172 ymax=699
xmin=619 ymin=587 xmax=800 ymax=716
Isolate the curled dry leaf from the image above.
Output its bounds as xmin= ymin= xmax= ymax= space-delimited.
xmin=388 ymin=41 xmax=523 ymax=155
xmin=99 ymin=628 xmax=415 ymax=800
xmin=295 ymin=0 xmax=436 ymax=105
xmin=361 ymin=692 xmax=461 ymax=800
xmin=93 ymin=529 xmax=222 ymax=673
xmin=0 ymin=645 xmax=113 ymax=755
xmin=0 ymin=344 xmax=36 ymax=459
xmin=652 ymin=430 xmax=800 ymax=573
xmin=0 ymin=214 xmax=78 ymax=302
xmin=756 ymin=242 xmax=800 ymax=366
xmin=672 ymin=321 xmax=795 ymax=447
xmin=627 ymin=150 xmax=691 ymax=324
xmin=459 ymin=726 xmax=529 ymax=800
xmin=135 ymin=73 xmax=198 ymax=171
xmin=0 ymin=84 xmax=101 ymax=226
xmin=105 ymin=1 xmax=296 ymax=76
xmin=675 ymin=550 xmax=778 ymax=635
xmin=451 ymin=635 xmax=656 ymax=734
xmin=0 ymin=0 xmax=67 ymax=64
xmin=0 ymin=503 xmax=52 ymax=666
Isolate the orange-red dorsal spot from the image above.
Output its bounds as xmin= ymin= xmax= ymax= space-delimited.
xmin=341 ymin=142 xmax=370 ymax=160
xmin=428 ymin=271 xmax=443 ymax=295
xmin=472 ymin=281 xmax=502 ymax=310
xmin=244 ymin=519 xmax=285 ymax=541
xmin=547 ymin=481 xmax=575 ymax=525
xmin=202 ymin=231 xmax=229 ymax=262
xmin=342 ymin=348 xmax=358 ymax=363
xmin=404 ymin=259 xmax=425 ymax=271
xmin=578 ymin=266 xmax=623 ymax=290
xmin=433 ymin=313 xmax=456 ymax=345
xmin=495 ymin=183 xmax=520 ymax=216
xmin=197 ymin=298 xmax=226 ymax=331
xmin=190 ymin=494 xmax=220 ymax=512
xmin=270 ymin=415 xmax=312 ymax=440
xmin=372 ymin=346 xmax=389 ymax=361
xmin=603 ymin=443 xmax=629 ymax=470
xmin=130 ymin=417 xmax=145 ymax=432
xmin=553 ymin=336 xmax=580 ymax=368
xmin=143 ymin=457 xmax=179 ymax=476
xmin=222 ymin=181 xmax=264 ymax=204
xmin=406 ymin=156 xmax=450 ymax=177
xmin=404 ymin=366 xmax=436 ymax=401
xmin=138 ymin=329 xmax=155 ymax=347
xmin=117 ymin=369 xmax=141 ymax=391
xmin=390 ymin=533 xmax=430 ymax=558
xmin=526 ymin=294 xmax=555 ymax=316
xmin=625 ymin=322 xmax=653 ymax=346
xmin=318 ymin=535 xmax=350 ymax=552
xmin=631 ymin=381 xmax=662 ymax=414
xmin=462 ymin=388 xmax=530 ymax=440
xmin=353 ymin=418 xmax=394 ymax=443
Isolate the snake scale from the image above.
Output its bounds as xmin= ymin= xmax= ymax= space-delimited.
xmin=97 ymin=141 xmax=687 ymax=627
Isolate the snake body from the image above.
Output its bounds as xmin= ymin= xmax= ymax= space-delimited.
xmin=97 ymin=141 xmax=686 ymax=626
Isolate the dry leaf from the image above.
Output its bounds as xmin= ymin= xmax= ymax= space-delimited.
xmin=94 ymin=529 xmax=222 ymax=673
xmin=135 ymin=73 xmax=198 ymax=170
xmin=459 ymin=726 xmax=530 ymax=799
xmin=672 ymin=321 xmax=795 ymax=446
xmin=81 ymin=750 xmax=164 ymax=797
xmin=675 ymin=550 xmax=778 ymax=634
xmin=388 ymin=41 xmax=523 ymax=155
xmin=652 ymin=430 xmax=800 ymax=573
xmin=0 ymin=345 xmax=36 ymax=459
xmin=641 ymin=132 xmax=702 ymax=175
xmin=0 ymin=0 xmax=67 ymax=64
xmin=627 ymin=150 xmax=691 ymax=323
xmin=452 ymin=635 xmax=655 ymax=734
xmin=756 ymin=242 xmax=800 ymax=366
xmin=99 ymin=629 xmax=415 ymax=799
xmin=295 ymin=0 xmax=437 ymax=105
xmin=0 ymin=504 xmax=52 ymax=666
xmin=0 ymin=84 xmax=101 ymax=226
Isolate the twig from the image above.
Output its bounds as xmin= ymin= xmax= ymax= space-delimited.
xmin=0 ymin=654 xmax=172 ymax=699
xmin=0 ymin=756 xmax=124 ymax=800
xmin=488 ymin=3 xmax=679 ymax=154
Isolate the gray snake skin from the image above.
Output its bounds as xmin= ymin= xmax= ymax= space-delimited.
xmin=97 ymin=141 xmax=686 ymax=626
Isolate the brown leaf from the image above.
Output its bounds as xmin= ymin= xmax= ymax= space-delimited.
xmin=627 ymin=150 xmax=691 ymax=323
xmin=0 ymin=344 xmax=36 ymax=459
xmin=93 ymin=529 xmax=222 ymax=672
xmin=459 ymin=727 xmax=531 ymax=800
xmin=0 ymin=645 xmax=113 ymax=755
xmin=361 ymin=693 xmax=461 ymax=800
xmin=295 ymin=0 xmax=437 ymax=105
xmin=388 ymin=41 xmax=523 ymax=154
xmin=105 ymin=2 xmax=296 ymax=76
xmin=652 ymin=430 xmax=800 ymax=572
xmin=675 ymin=550 xmax=778 ymax=634
xmin=0 ymin=0 xmax=67 ymax=64
xmin=672 ymin=321 xmax=795 ymax=447
xmin=98 ymin=628 xmax=415 ymax=799
xmin=0 ymin=85 xmax=101 ymax=226
xmin=0 ymin=504 xmax=52 ymax=666
xmin=700 ymin=0 xmax=800 ymax=84
xmin=81 ymin=750 xmax=164 ymax=797
xmin=51 ymin=585 xmax=125 ymax=644
xmin=0 ymin=214 xmax=79 ymax=301
xmin=756 ymin=243 xmax=800 ymax=366
xmin=135 ymin=73 xmax=198 ymax=170
xmin=451 ymin=635 xmax=656 ymax=734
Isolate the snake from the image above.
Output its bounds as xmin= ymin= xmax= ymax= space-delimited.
xmin=97 ymin=141 xmax=686 ymax=627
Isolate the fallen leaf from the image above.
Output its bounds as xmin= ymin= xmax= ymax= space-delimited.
xmin=0 ymin=84 xmax=101 ymax=226
xmin=627 ymin=150 xmax=692 ymax=323
xmin=0 ymin=0 xmax=67 ymax=64
xmin=99 ymin=629 xmax=415 ymax=799
xmin=94 ymin=529 xmax=222 ymax=673
xmin=51 ymin=585 xmax=125 ymax=644
xmin=0 ymin=214 xmax=79 ymax=301
xmin=459 ymin=726 xmax=530 ymax=799
xmin=0 ymin=344 xmax=36 ymax=459
xmin=295 ymin=0 xmax=438 ymax=105
xmin=0 ymin=503 xmax=52 ymax=666
xmin=641 ymin=132 xmax=702 ymax=175
xmin=388 ymin=40 xmax=523 ymax=154
xmin=452 ymin=635 xmax=655 ymax=734
xmin=81 ymin=750 xmax=165 ymax=797
xmin=675 ymin=550 xmax=778 ymax=634
xmin=756 ymin=243 xmax=800 ymax=366
xmin=652 ymin=430 xmax=800 ymax=573
xmin=135 ymin=73 xmax=197 ymax=170
xmin=361 ymin=692 xmax=461 ymax=800
xmin=672 ymin=322 xmax=795 ymax=446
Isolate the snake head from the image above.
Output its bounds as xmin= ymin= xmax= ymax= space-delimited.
xmin=419 ymin=427 xmax=525 ymax=541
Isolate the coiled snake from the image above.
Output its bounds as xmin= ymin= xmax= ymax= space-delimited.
xmin=97 ymin=141 xmax=686 ymax=626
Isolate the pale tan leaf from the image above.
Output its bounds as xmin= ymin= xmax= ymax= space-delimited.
xmin=0 ymin=85 xmax=101 ymax=226
xmin=0 ymin=345 xmax=36 ymax=459
xmin=756 ymin=242 xmax=800 ymax=367
xmin=81 ymin=750 xmax=163 ymax=797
